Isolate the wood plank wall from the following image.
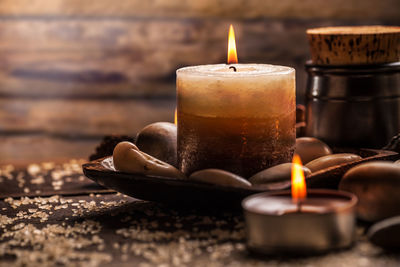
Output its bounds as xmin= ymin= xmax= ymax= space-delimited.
xmin=0 ymin=0 xmax=399 ymax=163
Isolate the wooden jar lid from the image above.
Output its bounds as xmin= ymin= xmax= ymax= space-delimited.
xmin=307 ymin=26 xmax=400 ymax=65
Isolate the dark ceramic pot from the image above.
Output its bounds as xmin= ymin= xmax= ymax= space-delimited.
xmin=305 ymin=61 xmax=400 ymax=148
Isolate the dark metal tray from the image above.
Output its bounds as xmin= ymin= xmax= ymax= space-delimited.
xmin=82 ymin=149 xmax=398 ymax=207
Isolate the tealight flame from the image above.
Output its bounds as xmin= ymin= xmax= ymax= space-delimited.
xmin=174 ymin=108 xmax=177 ymax=125
xmin=227 ymin=24 xmax=238 ymax=64
xmin=291 ymin=154 xmax=307 ymax=203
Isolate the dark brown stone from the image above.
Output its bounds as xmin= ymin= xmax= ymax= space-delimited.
xmin=339 ymin=161 xmax=400 ymax=222
xmin=249 ymin=163 xmax=311 ymax=185
xmin=136 ymin=122 xmax=177 ymax=167
xmin=189 ymin=169 xmax=251 ymax=188
xmin=113 ymin=141 xmax=185 ymax=179
xmin=368 ymin=216 xmax=400 ymax=251
xmin=305 ymin=153 xmax=361 ymax=173
xmin=295 ymin=137 xmax=332 ymax=164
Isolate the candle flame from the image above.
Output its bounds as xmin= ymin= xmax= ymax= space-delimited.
xmin=291 ymin=154 xmax=307 ymax=202
xmin=174 ymin=108 xmax=177 ymax=125
xmin=227 ymin=24 xmax=238 ymax=64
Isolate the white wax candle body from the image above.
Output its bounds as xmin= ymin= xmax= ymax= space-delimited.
xmin=176 ymin=64 xmax=296 ymax=177
xmin=243 ymin=195 xmax=351 ymax=215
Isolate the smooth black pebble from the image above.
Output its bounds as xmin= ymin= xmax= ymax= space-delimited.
xmin=368 ymin=216 xmax=400 ymax=251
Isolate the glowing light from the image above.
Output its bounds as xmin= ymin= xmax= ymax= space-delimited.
xmin=227 ymin=24 xmax=238 ymax=64
xmin=291 ymin=154 xmax=307 ymax=202
xmin=174 ymin=108 xmax=177 ymax=125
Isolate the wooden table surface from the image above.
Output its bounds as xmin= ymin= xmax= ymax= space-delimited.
xmin=1 ymin=159 xmax=399 ymax=267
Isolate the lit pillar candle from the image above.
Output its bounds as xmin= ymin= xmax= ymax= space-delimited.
xmin=176 ymin=25 xmax=296 ymax=177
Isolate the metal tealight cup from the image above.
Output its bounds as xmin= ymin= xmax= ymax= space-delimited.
xmin=242 ymin=189 xmax=358 ymax=255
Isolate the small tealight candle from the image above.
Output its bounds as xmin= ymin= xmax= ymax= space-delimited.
xmin=242 ymin=155 xmax=357 ymax=254
xmin=176 ymin=25 xmax=295 ymax=177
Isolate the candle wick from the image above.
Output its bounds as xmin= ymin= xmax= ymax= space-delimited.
xmin=229 ymin=66 xmax=237 ymax=72
xmin=297 ymin=200 xmax=302 ymax=212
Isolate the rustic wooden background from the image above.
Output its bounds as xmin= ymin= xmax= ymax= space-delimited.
xmin=0 ymin=0 xmax=399 ymax=164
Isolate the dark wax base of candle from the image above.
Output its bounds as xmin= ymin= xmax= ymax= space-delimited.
xmin=177 ymin=112 xmax=295 ymax=178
